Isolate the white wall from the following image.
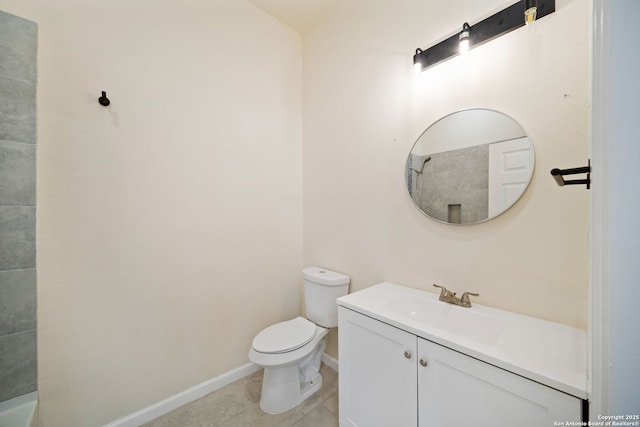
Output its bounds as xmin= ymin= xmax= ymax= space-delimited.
xmin=0 ymin=1 xmax=302 ymax=426
xmin=303 ymin=0 xmax=590 ymax=357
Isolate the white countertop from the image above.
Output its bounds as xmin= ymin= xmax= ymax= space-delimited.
xmin=337 ymin=282 xmax=588 ymax=400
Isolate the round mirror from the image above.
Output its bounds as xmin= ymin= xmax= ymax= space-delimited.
xmin=406 ymin=109 xmax=534 ymax=225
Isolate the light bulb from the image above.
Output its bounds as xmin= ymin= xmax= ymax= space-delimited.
xmin=524 ymin=0 xmax=537 ymax=25
xmin=459 ymin=23 xmax=471 ymax=55
xmin=413 ymin=48 xmax=424 ymax=74
xmin=524 ymin=6 xmax=537 ymax=25
xmin=459 ymin=38 xmax=470 ymax=54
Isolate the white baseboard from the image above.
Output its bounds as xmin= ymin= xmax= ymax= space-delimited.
xmin=103 ymin=363 xmax=260 ymax=427
xmin=321 ymin=352 xmax=339 ymax=372
xmin=103 ymin=352 xmax=338 ymax=427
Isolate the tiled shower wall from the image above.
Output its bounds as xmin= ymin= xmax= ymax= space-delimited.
xmin=408 ymin=144 xmax=489 ymax=224
xmin=0 ymin=10 xmax=37 ymax=402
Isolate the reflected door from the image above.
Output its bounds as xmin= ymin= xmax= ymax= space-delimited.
xmin=488 ymin=137 xmax=533 ymax=217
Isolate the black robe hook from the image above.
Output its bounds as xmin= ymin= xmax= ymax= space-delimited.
xmin=98 ymin=91 xmax=110 ymax=106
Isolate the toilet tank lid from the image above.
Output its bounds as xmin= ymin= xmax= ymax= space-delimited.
xmin=302 ymin=266 xmax=350 ymax=286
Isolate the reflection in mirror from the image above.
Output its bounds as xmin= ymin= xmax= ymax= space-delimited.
xmin=406 ymin=109 xmax=534 ymax=225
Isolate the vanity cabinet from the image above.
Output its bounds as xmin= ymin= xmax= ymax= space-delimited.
xmin=338 ymin=307 xmax=582 ymax=427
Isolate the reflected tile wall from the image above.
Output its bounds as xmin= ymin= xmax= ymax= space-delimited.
xmin=412 ymin=144 xmax=489 ymax=223
xmin=0 ymin=9 xmax=37 ymax=402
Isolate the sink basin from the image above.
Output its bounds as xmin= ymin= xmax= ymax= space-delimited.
xmin=384 ymin=294 xmax=507 ymax=345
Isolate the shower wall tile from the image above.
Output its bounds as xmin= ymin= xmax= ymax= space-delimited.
xmin=0 ymin=140 xmax=36 ymax=205
xmin=0 ymin=207 xmax=36 ymax=270
xmin=0 ymin=9 xmax=38 ymax=404
xmin=0 ymin=11 xmax=37 ymax=83
xmin=0 ymin=329 xmax=37 ymax=402
xmin=0 ymin=76 xmax=36 ymax=144
xmin=0 ymin=269 xmax=36 ymax=336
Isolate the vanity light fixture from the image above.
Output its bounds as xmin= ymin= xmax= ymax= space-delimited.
xmin=413 ymin=0 xmax=555 ymax=72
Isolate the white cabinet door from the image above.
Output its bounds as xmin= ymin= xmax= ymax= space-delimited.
xmin=417 ymin=338 xmax=581 ymax=427
xmin=339 ymin=307 xmax=417 ymax=427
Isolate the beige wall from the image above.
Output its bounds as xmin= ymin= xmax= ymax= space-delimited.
xmin=0 ymin=0 xmax=302 ymax=426
xmin=302 ymin=0 xmax=590 ymax=357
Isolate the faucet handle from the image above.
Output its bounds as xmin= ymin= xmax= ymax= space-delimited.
xmin=460 ymin=292 xmax=479 ymax=307
xmin=433 ymin=284 xmax=454 ymax=298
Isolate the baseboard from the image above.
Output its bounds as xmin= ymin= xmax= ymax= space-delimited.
xmin=104 ymin=353 xmax=338 ymax=427
xmin=321 ymin=352 xmax=339 ymax=372
xmin=103 ymin=363 xmax=260 ymax=427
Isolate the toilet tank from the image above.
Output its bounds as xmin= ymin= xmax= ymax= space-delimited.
xmin=303 ymin=266 xmax=350 ymax=328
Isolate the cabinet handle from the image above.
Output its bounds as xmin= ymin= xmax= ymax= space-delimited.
xmin=419 ymin=358 xmax=428 ymax=367
xmin=404 ymin=350 xmax=412 ymax=359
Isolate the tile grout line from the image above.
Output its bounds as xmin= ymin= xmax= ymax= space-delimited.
xmin=0 ymin=328 xmax=37 ymax=339
xmin=0 ymin=73 xmax=36 ymax=85
xmin=0 ymin=138 xmax=36 ymax=145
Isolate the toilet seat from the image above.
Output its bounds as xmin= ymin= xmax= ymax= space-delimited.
xmin=252 ymin=317 xmax=316 ymax=354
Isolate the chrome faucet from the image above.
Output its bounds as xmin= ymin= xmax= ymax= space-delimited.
xmin=433 ymin=284 xmax=479 ymax=308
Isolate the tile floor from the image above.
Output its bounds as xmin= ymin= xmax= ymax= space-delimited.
xmin=142 ymin=364 xmax=339 ymax=427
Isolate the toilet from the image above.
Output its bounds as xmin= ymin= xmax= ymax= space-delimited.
xmin=248 ymin=266 xmax=350 ymax=414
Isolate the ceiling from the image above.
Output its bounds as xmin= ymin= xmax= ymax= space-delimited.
xmin=246 ymin=0 xmax=339 ymax=33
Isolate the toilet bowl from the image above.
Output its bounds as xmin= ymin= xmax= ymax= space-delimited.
xmin=248 ymin=267 xmax=350 ymax=414
xmin=249 ymin=317 xmax=329 ymax=414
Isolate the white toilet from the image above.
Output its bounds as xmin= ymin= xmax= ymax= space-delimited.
xmin=248 ymin=266 xmax=350 ymax=414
